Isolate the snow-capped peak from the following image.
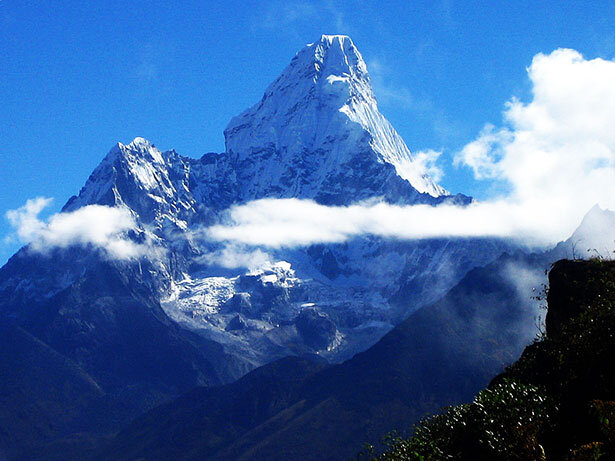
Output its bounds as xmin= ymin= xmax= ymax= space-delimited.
xmin=224 ymin=35 xmax=447 ymax=198
xmin=567 ymin=204 xmax=615 ymax=257
xmin=320 ymin=34 xmax=354 ymax=44
xmin=116 ymin=137 xmax=165 ymax=164
xmin=308 ymin=34 xmax=369 ymax=87
xmin=62 ymin=136 xmax=178 ymax=216
xmin=126 ymin=136 xmax=152 ymax=149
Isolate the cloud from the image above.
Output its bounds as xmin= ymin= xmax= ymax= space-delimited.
xmin=205 ymin=198 xmax=560 ymax=249
xmin=456 ymin=48 xmax=615 ymax=221
xmin=6 ymin=198 xmax=155 ymax=260
xmin=454 ymin=124 xmax=512 ymax=179
xmin=413 ymin=149 xmax=445 ymax=182
xmin=6 ymin=197 xmax=52 ymax=243
xmin=197 ymin=245 xmax=272 ymax=271
xmin=501 ymin=260 xmax=546 ymax=337
xmin=207 ymin=49 xmax=615 ymax=251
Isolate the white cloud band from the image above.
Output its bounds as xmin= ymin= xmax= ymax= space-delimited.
xmin=205 ymin=197 xmax=565 ymax=248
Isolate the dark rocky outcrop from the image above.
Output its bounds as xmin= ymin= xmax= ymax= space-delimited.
xmin=545 ymin=259 xmax=615 ymax=336
xmin=375 ymin=259 xmax=615 ymax=460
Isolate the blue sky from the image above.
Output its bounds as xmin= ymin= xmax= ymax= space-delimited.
xmin=1 ymin=0 xmax=615 ymax=264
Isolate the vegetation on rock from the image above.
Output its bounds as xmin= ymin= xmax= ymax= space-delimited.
xmin=364 ymin=259 xmax=615 ymax=460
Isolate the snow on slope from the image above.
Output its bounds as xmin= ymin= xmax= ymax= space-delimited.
xmin=225 ymin=35 xmax=448 ymax=199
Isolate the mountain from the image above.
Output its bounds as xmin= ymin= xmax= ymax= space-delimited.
xmin=0 ymin=34 xmax=507 ymax=374
xmin=224 ymin=34 xmax=450 ymax=202
xmin=94 ymin=252 xmax=542 ymax=461
xmin=0 ymin=35 xmax=517 ymax=458
xmin=95 ymin=208 xmax=615 ymax=460
xmin=0 ymin=324 xmax=103 ymax=461
xmin=552 ymin=204 xmax=615 ymax=259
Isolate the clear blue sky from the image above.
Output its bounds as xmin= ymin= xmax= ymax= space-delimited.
xmin=1 ymin=0 xmax=614 ymax=264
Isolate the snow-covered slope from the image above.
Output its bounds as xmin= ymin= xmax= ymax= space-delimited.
xmin=0 ymin=35 xmax=508 ymax=380
xmin=225 ymin=35 xmax=447 ymax=199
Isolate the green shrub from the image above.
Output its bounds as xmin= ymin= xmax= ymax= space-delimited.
xmin=368 ymin=379 xmax=552 ymax=460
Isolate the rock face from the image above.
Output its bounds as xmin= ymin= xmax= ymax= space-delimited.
xmin=484 ymin=258 xmax=615 ymax=460
xmin=0 ymin=35 xmax=511 ymax=421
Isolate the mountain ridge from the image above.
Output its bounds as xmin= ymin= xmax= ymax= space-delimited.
xmin=0 ymin=35 xmax=521 ymax=459
xmin=26 ymin=35 xmax=494 ymax=372
xmin=90 ymin=207 xmax=615 ymax=460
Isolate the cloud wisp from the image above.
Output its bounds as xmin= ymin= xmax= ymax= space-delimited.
xmin=204 ymin=198 xmax=568 ymax=249
xmin=197 ymin=244 xmax=273 ymax=272
xmin=206 ymin=48 xmax=615 ymax=252
xmin=6 ymin=198 xmax=155 ymax=260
